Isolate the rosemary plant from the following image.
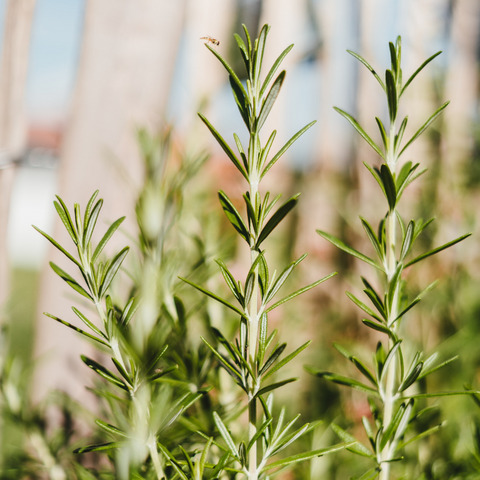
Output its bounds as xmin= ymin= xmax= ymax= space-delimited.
xmin=181 ymin=24 xmax=350 ymax=479
xmin=33 ymin=129 xmax=221 ymax=479
xmin=306 ymin=37 xmax=472 ymax=479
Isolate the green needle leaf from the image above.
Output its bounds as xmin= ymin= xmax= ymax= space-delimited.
xmin=305 ymin=366 xmax=381 ymax=398
xmin=98 ymin=247 xmax=129 ymax=298
xmin=396 ymin=424 xmax=443 ymax=450
xmin=74 ymin=442 xmax=124 ymax=454
xmin=260 ymin=442 xmax=352 ymax=473
xmin=347 ymin=50 xmax=386 ymax=91
xmin=44 ymin=313 xmax=109 ymax=347
xmin=257 ymin=70 xmax=285 ymax=131
xmin=205 ymin=44 xmax=248 ymax=101
xmin=33 ymin=225 xmax=82 ymax=268
xmin=213 ymin=412 xmax=240 ymax=461
xmin=256 ymin=194 xmax=299 ymax=247
xmin=399 ymin=101 xmax=450 ymax=157
xmin=81 ymin=355 xmax=128 ymax=391
xmin=260 ymin=44 xmax=294 ymax=98
xmin=180 ymin=277 xmax=245 ymax=317
xmin=317 ymin=230 xmax=383 ymax=271
xmin=265 ymin=272 xmax=337 ymax=313
xmin=261 ymin=121 xmax=316 ymax=178
xmin=331 ymin=424 xmax=375 ymax=458
xmin=334 ymin=107 xmax=385 ymax=160
xmin=49 ymin=262 xmax=93 ymax=300
xmin=92 ymin=216 xmax=125 ymax=263
xmin=255 ymin=378 xmax=297 ymax=398
xmin=198 ymin=114 xmax=248 ymax=179
xmin=400 ymin=51 xmax=442 ymax=96
xmin=405 ymin=233 xmax=471 ymax=268
xmin=263 ymin=341 xmax=311 ymax=380
xmin=218 ymin=190 xmax=250 ymax=243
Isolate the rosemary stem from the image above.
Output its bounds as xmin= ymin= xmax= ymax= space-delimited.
xmin=380 ymin=122 xmax=399 ymax=480
xmin=248 ymin=179 xmax=259 ymax=480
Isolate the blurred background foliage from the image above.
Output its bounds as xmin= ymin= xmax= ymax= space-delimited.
xmin=0 ymin=0 xmax=479 ymax=478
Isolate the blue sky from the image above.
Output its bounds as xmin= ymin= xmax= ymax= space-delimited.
xmin=26 ymin=0 xmax=84 ymax=123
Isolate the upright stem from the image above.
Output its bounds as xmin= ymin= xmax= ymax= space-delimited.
xmin=380 ymin=124 xmax=399 ymax=480
xmin=147 ymin=438 xmax=165 ymax=480
xmin=248 ymin=180 xmax=259 ymax=480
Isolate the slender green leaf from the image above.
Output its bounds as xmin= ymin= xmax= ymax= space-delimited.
xmin=399 ymin=102 xmax=449 ymax=157
xmin=331 ymin=424 xmax=374 ymax=458
xmin=257 ymin=313 xmax=268 ymax=368
xmin=247 ymin=418 xmax=273 ymax=452
xmin=261 ymin=121 xmax=316 ymax=179
xmin=180 ymin=277 xmax=245 ymax=316
xmin=49 ymin=262 xmax=93 ymax=300
xmin=405 ymin=390 xmax=480 ymax=399
xmin=98 ymin=247 xmax=129 ymax=298
xmin=385 ymin=69 xmax=397 ymax=122
xmin=216 ymin=259 xmax=244 ymax=306
xmin=380 ymin=403 xmax=406 ymax=450
xmin=364 ymin=162 xmax=387 ymax=197
xmin=218 ymin=190 xmax=250 ymax=243
xmin=81 ymin=355 xmax=128 ymax=390
xmin=44 ymin=313 xmax=109 ymax=347
xmin=334 ymin=107 xmax=384 ymax=159
xmin=405 ymin=233 xmax=471 ymax=268
xmin=72 ymin=307 xmax=106 ymax=339
xmin=256 ymin=194 xmax=299 ymax=247
xmin=346 ymin=292 xmax=384 ymax=323
xmin=213 ymin=412 xmax=239 ymax=460
xmin=74 ymin=442 xmax=124 ymax=454
xmin=265 ymin=254 xmax=306 ymax=304
xmin=354 ymin=467 xmax=381 ymax=480
xmin=317 ymin=230 xmax=382 ymax=271
xmin=387 ymin=263 xmax=403 ymax=315
xmin=83 ymin=199 xmax=102 ymax=247
xmin=263 ymin=341 xmax=310 ymax=380
xmin=360 ymin=216 xmax=384 ymax=262
xmin=380 ymin=340 xmax=402 ymax=381
xmin=95 ymin=420 xmax=129 ymax=438
xmin=401 ymin=51 xmax=442 ymax=96
xmin=380 ymin=164 xmax=397 ymax=211
xmin=259 ymin=343 xmax=287 ymax=376
xmin=396 ymin=424 xmax=443 ymax=450
xmin=33 ymin=226 xmax=82 ymax=268
xmin=257 ymin=71 xmax=285 ymax=131
xmin=260 ymin=44 xmax=294 ymax=98
xmin=375 ymin=117 xmax=388 ymax=150
xmin=255 ymin=378 xmax=297 ymax=398
xmin=253 ymin=24 xmax=268 ymax=85
xmin=395 ymin=117 xmax=409 ymax=152
xmin=400 ymin=221 xmax=414 ymax=261
xmin=265 ymin=272 xmax=337 ymax=313
xmin=149 ymin=365 xmax=178 ymax=382
xmin=260 ymin=442 xmax=351 ymax=473
xmin=229 ymin=76 xmax=250 ymax=129
xmin=54 ymin=200 xmax=77 ymax=244
xmin=363 ymin=319 xmax=395 ymax=339
xmin=201 ymin=337 xmax=243 ymax=385
xmin=92 ymin=216 xmax=125 ymax=263
xmin=198 ymin=115 xmax=248 ymax=180
xmin=305 ymin=366 xmax=380 ymax=398
xmin=399 ymin=362 xmax=423 ymax=392
xmin=418 ymin=355 xmax=458 ymax=380
xmin=205 ymin=44 xmax=248 ymax=100
xmin=351 ymin=357 xmax=377 ymax=386
xmin=347 ymin=50 xmax=386 ymax=91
